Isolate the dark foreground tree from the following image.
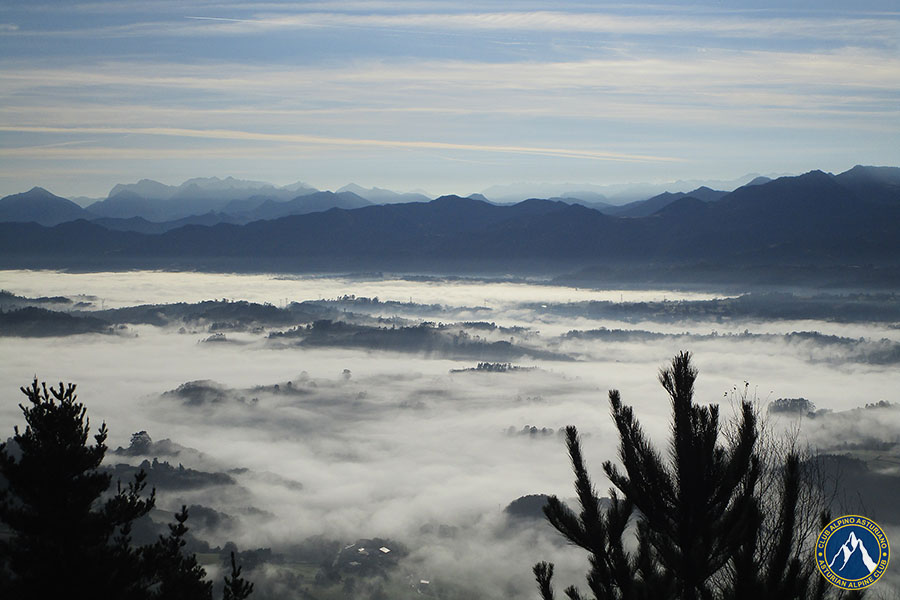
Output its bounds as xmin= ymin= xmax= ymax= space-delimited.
xmin=0 ymin=379 xmax=253 ymax=599
xmin=535 ymin=352 xmax=860 ymax=600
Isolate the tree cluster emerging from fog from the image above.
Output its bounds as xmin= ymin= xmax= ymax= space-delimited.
xmin=0 ymin=380 xmax=254 ymax=600
xmin=535 ymin=352 xmax=859 ymax=600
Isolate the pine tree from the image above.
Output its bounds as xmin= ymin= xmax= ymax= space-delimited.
xmin=0 ymin=378 xmax=253 ymax=599
xmin=145 ymin=505 xmax=213 ymax=600
xmin=535 ymin=352 xmax=858 ymax=600
xmin=224 ymin=551 xmax=255 ymax=600
xmin=0 ymin=380 xmax=154 ymax=599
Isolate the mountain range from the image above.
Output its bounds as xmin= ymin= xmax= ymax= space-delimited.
xmin=0 ymin=170 xmax=798 ymax=229
xmin=1 ymin=166 xmax=898 ymax=283
xmin=0 ymin=172 xmax=784 ymax=227
xmin=480 ymin=172 xmax=785 ymax=204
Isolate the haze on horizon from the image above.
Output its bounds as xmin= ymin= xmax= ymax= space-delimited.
xmin=1 ymin=0 xmax=898 ymax=198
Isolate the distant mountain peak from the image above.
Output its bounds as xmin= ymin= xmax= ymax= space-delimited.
xmin=25 ymin=186 xmax=54 ymax=197
xmin=181 ymin=176 xmax=273 ymax=190
xmin=0 ymin=186 xmax=89 ymax=226
xmin=108 ymin=179 xmax=174 ymax=200
xmin=337 ymin=183 xmax=367 ymax=194
xmin=840 ymin=164 xmax=900 ymax=183
xmin=432 ymin=194 xmax=475 ymax=204
xmin=336 ymin=184 xmax=431 ymax=204
xmin=281 ymin=180 xmax=317 ymax=193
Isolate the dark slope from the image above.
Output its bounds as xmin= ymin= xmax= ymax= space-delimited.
xmin=834 ymin=165 xmax=900 ymax=205
xmin=89 ymin=212 xmax=244 ymax=234
xmin=0 ymin=187 xmax=91 ymax=226
xmin=147 ymin=196 xmax=571 ymax=258
xmin=693 ymin=170 xmax=896 ymax=260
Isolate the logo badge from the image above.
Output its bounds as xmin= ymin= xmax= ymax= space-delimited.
xmin=817 ymin=515 xmax=890 ymax=590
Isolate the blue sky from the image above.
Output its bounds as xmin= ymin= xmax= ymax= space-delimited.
xmin=0 ymin=0 xmax=898 ymax=198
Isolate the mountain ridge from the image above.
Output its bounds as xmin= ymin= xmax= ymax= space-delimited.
xmin=0 ymin=187 xmax=92 ymax=226
xmin=1 ymin=167 xmax=898 ymax=282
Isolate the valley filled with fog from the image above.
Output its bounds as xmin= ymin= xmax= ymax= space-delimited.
xmin=2 ymin=270 xmax=899 ymax=598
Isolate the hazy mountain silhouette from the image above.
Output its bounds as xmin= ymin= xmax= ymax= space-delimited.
xmin=605 ymin=186 xmax=727 ymax=217
xmin=68 ymin=195 xmax=104 ymax=208
xmin=245 ymin=191 xmax=370 ymax=220
xmin=0 ymin=187 xmax=91 ymax=226
xmin=88 ymin=176 xmax=322 ymax=221
xmin=107 ymin=178 xmax=176 ymax=200
xmin=336 ymin=183 xmax=430 ymax=204
xmin=481 ymin=174 xmax=764 ymax=204
xmin=83 ymin=192 xmax=371 ymax=233
xmin=1 ymin=167 xmax=898 ymax=279
xmin=546 ymin=195 xmax=616 ymax=212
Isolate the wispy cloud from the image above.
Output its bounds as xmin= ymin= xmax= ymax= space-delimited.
xmin=0 ymin=1 xmax=897 ymax=195
xmin=206 ymin=10 xmax=900 ymax=43
xmin=0 ymin=125 xmax=683 ymax=163
xmin=5 ymin=9 xmax=898 ymax=46
xmin=2 ymin=48 xmax=897 ymax=128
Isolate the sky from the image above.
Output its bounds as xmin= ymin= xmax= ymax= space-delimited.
xmin=0 ymin=0 xmax=898 ymax=198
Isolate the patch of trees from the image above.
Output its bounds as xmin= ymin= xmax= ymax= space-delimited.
xmin=0 ymin=379 xmax=253 ymax=599
xmin=0 ymin=289 xmax=78 ymax=308
xmin=505 ymin=494 xmax=553 ymax=520
xmin=451 ymin=362 xmax=536 ymax=373
xmin=0 ymin=306 xmax=111 ymax=336
xmin=768 ymin=397 xmax=817 ymax=415
xmin=270 ymin=319 xmax=566 ymax=361
xmin=534 ymin=352 xmax=857 ymax=600
xmin=86 ymin=299 xmax=337 ymax=329
xmin=161 ymin=380 xmax=249 ymax=406
xmin=113 ymin=430 xmax=200 ymax=460
xmin=538 ymin=292 xmax=900 ymax=324
xmin=505 ymin=425 xmax=563 ymax=439
xmin=565 ymin=327 xmax=900 ymax=366
xmin=106 ymin=458 xmax=237 ymax=491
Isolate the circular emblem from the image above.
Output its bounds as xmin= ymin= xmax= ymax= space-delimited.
xmin=816 ymin=515 xmax=890 ymax=590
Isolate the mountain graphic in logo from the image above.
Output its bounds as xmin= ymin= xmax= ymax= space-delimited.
xmin=828 ymin=531 xmax=878 ymax=575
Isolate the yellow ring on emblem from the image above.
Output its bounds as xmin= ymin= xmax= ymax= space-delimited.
xmin=816 ymin=514 xmax=890 ymax=590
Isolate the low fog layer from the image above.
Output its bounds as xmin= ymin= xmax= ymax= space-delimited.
xmin=1 ymin=271 xmax=898 ymax=598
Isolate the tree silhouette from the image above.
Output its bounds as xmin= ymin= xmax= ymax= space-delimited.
xmin=145 ymin=505 xmax=213 ymax=599
xmin=535 ymin=352 xmax=861 ymax=600
xmin=0 ymin=380 xmax=155 ymax=598
xmin=0 ymin=379 xmax=253 ymax=599
xmin=224 ymin=551 xmax=255 ymax=600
